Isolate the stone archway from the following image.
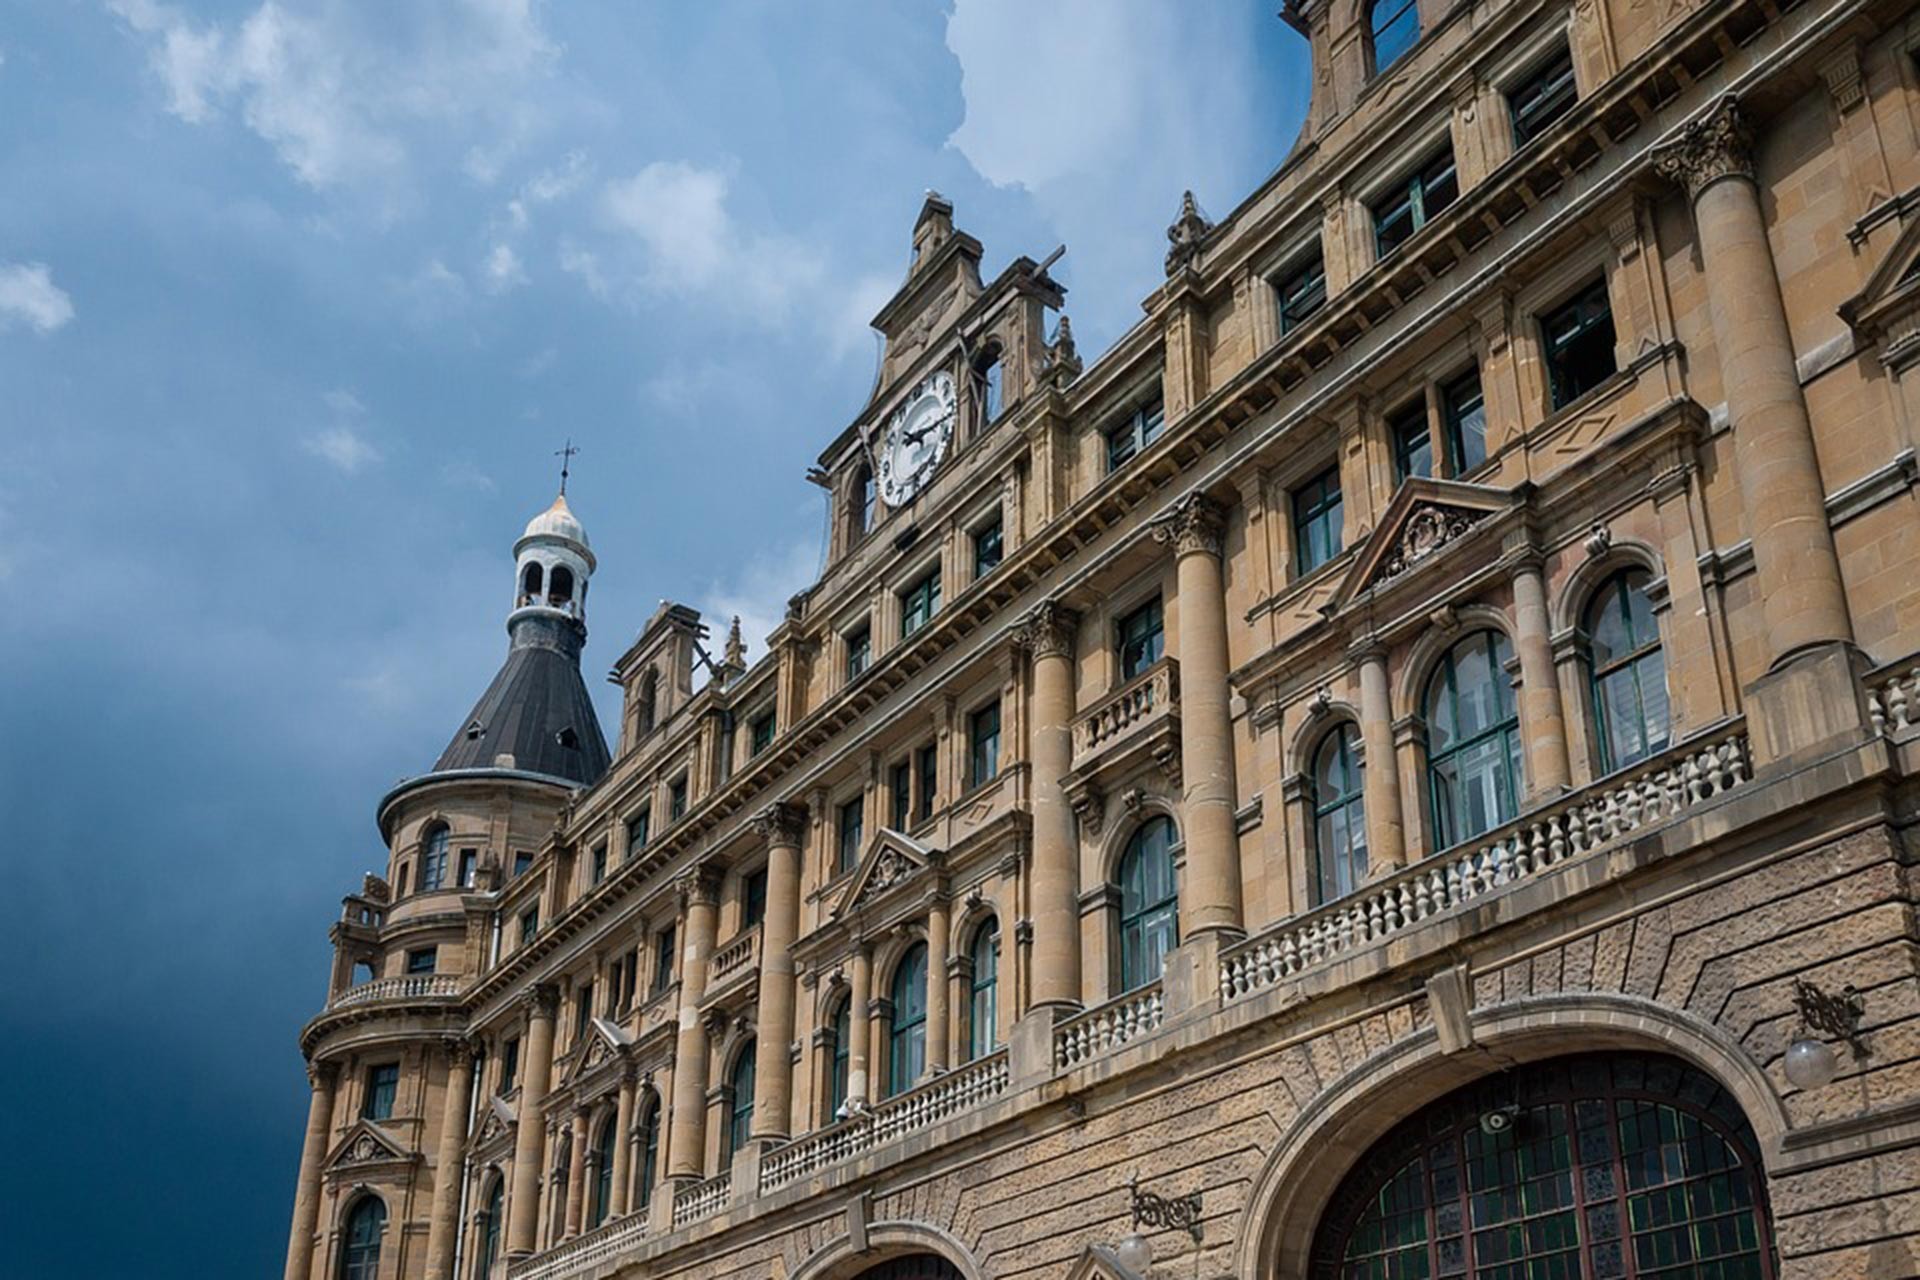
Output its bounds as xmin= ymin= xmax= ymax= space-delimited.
xmin=847 ymin=1254 xmax=967 ymax=1280
xmin=789 ymin=1220 xmax=985 ymax=1280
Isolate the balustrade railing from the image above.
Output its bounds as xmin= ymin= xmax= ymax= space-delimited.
xmin=1054 ymin=982 xmax=1165 ymax=1069
xmin=1869 ymin=660 xmax=1920 ymax=738
xmin=672 ymin=1171 xmax=730 ymax=1228
xmin=1220 ymin=728 xmax=1753 ymax=1003
xmin=709 ymin=925 xmax=761 ymax=986
xmin=506 ymin=1211 xmax=649 ymax=1280
xmin=760 ymin=1050 xmax=1011 ymax=1192
xmin=328 ymin=973 xmax=460 ymax=1009
xmin=1072 ymin=658 xmax=1179 ymax=764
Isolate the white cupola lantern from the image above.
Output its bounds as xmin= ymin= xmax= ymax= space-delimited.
xmin=511 ymin=493 xmax=595 ymax=627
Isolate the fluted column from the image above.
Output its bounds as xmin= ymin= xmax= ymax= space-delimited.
xmin=847 ymin=942 xmax=873 ymax=1106
xmin=925 ymin=894 xmax=951 ymax=1075
xmin=1354 ymin=646 xmax=1406 ymax=870
xmin=506 ymin=985 xmax=560 ymax=1256
xmin=1014 ymin=600 xmax=1080 ymax=1010
xmin=751 ymin=802 xmax=807 ymax=1140
xmin=283 ymin=1060 xmax=339 ymax=1280
xmin=1510 ymin=557 xmax=1572 ymax=796
xmin=609 ymin=1068 xmax=636 ymax=1217
xmin=563 ymin=1111 xmax=588 ymax=1237
xmin=666 ymin=867 xmax=721 ymax=1178
xmin=425 ymin=1039 xmax=477 ymax=1279
xmin=1151 ymin=494 xmax=1244 ymax=936
xmin=1655 ymin=98 xmax=1852 ymax=666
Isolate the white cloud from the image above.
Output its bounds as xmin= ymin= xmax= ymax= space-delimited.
xmin=302 ymin=388 xmax=379 ymax=472
xmin=483 ymin=242 xmax=526 ymax=292
xmin=439 ymin=458 xmax=496 ymax=492
xmin=557 ymin=240 xmax=608 ymax=299
xmin=692 ymin=533 xmax=823 ymax=675
xmin=0 ymin=262 xmax=75 ymax=334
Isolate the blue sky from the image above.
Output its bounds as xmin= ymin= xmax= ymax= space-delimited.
xmin=0 ymin=4 xmax=1305 ymax=1275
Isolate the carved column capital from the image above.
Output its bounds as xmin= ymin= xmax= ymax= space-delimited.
xmin=675 ymin=863 xmax=723 ymax=909
xmin=522 ymin=983 xmax=561 ymax=1020
xmin=306 ymin=1058 xmax=341 ymax=1090
xmin=1149 ymin=492 xmax=1227 ymax=559
xmin=1653 ymin=96 xmax=1754 ymax=202
xmin=443 ymin=1036 xmax=479 ymax=1068
xmin=750 ymin=801 xmax=807 ymax=847
xmin=1012 ymin=599 xmax=1079 ymax=660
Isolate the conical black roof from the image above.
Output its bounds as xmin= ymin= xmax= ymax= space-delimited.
xmin=433 ymin=614 xmax=610 ymax=786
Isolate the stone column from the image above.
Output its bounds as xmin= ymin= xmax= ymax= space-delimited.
xmin=424 ymin=1040 xmax=476 ymax=1279
xmin=925 ymin=895 xmax=951 ymax=1075
xmin=666 ymin=867 xmax=721 ymax=1178
xmin=563 ymin=1111 xmax=588 ymax=1237
xmin=847 ymin=942 xmax=873 ymax=1106
xmin=506 ymin=986 xmax=559 ymax=1256
xmin=1150 ymin=494 xmax=1244 ymax=936
xmin=609 ymin=1067 xmax=636 ymax=1218
xmin=751 ymin=802 xmax=807 ymax=1141
xmin=1510 ymin=557 xmax=1572 ymax=796
xmin=1014 ymin=600 xmax=1081 ymax=1011
xmin=1655 ymin=99 xmax=1853 ymax=668
xmin=282 ymin=1060 xmax=339 ymax=1280
xmin=1354 ymin=646 xmax=1406 ymax=871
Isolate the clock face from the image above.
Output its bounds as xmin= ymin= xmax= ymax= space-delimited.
xmin=877 ymin=372 xmax=957 ymax=507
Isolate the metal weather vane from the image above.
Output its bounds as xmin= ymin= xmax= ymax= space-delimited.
xmin=555 ymin=439 xmax=580 ymax=495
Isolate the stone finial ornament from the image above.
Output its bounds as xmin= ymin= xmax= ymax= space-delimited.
xmin=723 ymin=616 xmax=747 ymax=671
xmin=1652 ymin=96 xmax=1754 ymax=202
xmin=1041 ymin=315 xmax=1083 ymax=390
xmin=1165 ymin=190 xmax=1213 ymax=276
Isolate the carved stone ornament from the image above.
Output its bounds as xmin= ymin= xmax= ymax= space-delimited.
xmin=1069 ymin=783 xmax=1105 ymax=837
xmin=340 ymin=1133 xmax=388 ymax=1166
xmin=522 ymin=983 xmax=562 ymax=1019
xmin=1165 ymin=190 xmax=1213 ymax=276
xmin=1149 ymin=493 xmax=1226 ymax=559
xmin=751 ymin=801 xmax=807 ymax=847
xmin=1013 ymin=599 xmax=1079 ymax=660
xmin=676 ymin=864 xmax=723 ymax=909
xmin=307 ymin=1058 xmax=341 ymax=1089
xmin=1377 ymin=504 xmax=1484 ymax=582
xmin=1652 ymin=96 xmax=1754 ymax=202
xmin=868 ymin=846 xmax=917 ymax=895
xmin=1584 ymin=523 xmax=1613 ymax=558
xmin=443 ymin=1036 xmax=477 ymax=1068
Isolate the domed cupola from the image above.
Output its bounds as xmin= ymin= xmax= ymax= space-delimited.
xmin=512 ymin=492 xmax=596 ymax=625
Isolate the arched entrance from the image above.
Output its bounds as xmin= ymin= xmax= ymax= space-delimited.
xmin=1307 ymin=1052 xmax=1776 ymax=1279
xmin=852 ymin=1255 xmax=966 ymax=1280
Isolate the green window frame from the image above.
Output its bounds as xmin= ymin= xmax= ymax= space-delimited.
xmin=968 ymin=701 xmax=1001 ymax=789
xmin=669 ymin=776 xmax=689 ymax=820
xmin=419 ymin=824 xmax=449 ymax=892
xmin=749 ymin=712 xmax=775 ymax=757
xmin=591 ymin=1115 xmax=616 ymax=1227
xmin=339 ymin=1196 xmax=386 ymax=1280
xmin=590 ymin=842 xmax=608 ymax=885
xmin=1587 ymin=570 xmax=1670 ymax=772
xmin=900 ymin=568 xmax=941 ymax=639
xmin=973 ymin=515 xmax=1004 ymax=578
xmin=1390 ymin=403 xmax=1432 ymax=482
xmin=915 ymin=743 xmax=938 ymax=821
xmin=1105 ymin=398 xmax=1167 ymax=471
xmin=636 ymin=1097 xmax=660 ymax=1209
xmin=1275 ymin=252 xmax=1328 ymax=335
xmin=1117 ymin=816 xmax=1179 ymax=992
xmin=1117 ymin=597 xmax=1165 ymax=681
xmin=1293 ymin=466 xmax=1344 ymax=576
xmin=363 ymin=1063 xmax=399 ymax=1121
xmin=651 ymin=924 xmax=675 ymax=994
xmin=1442 ymin=368 xmax=1488 ymax=474
xmin=845 ymin=625 xmax=871 ymax=680
xmin=478 ymin=1179 xmax=503 ymax=1274
xmin=1312 ymin=725 xmax=1368 ymax=905
xmin=1425 ymin=630 xmax=1524 ymax=849
xmin=405 ymin=948 xmax=437 ymax=975
xmin=1374 ymin=148 xmax=1458 ymax=258
xmin=838 ymin=797 xmax=864 ymax=873
xmin=968 ymin=920 xmax=1000 ymax=1061
xmin=890 ymin=761 xmax=912 ymax=831
xmin=725 ymin=1043 xmax=756 ymax=1154
xmin=1542 ymin=279 xmax=1618 ymax=409
xmin=519 ymin=906 xmax=539 ymax=946
xmin=626 ymin=808 xmax=650 ymax=853
xmin=888 ymin=943 xmax=929 ymax=1096
xmin=742 ymin=866 xmax=767 ymax=929
xmin=829 ymin=999 xmax=851 ymax=1117
xmin=1509 ymin=46 xmax=1577 ymax=148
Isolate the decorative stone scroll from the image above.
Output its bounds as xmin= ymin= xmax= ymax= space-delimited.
xmin=1376 ymin=504 xmax=1484 ymax=582
xmin=1652 ymin=96 xmax=1754 ymax=202
xmin=1149 ymin=493 xmax=1226 ymax=559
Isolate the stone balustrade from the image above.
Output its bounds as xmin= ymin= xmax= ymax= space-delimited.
xmin=671 ymin=1171 xmax=730 ymax=1228
xmin=1220 ymin=728 xmax=1753 ymax=1002
xmin=708 ymin=924 xmax=761 ymax=987
xmin=760 ymin=1050 xmax=1010 ymax=1192
xmin=1869 ymin=659 xmax=1920 ymax=738
xmin=506 ymin=1211 xmax=649 ymax=1280
xmin=1071 ymin=658 xmax=1179 ymax=767
xmin=328 ymin=973 xmax=460 ymax=1008
xmin=1054 ymin=982 xmax=1165 ymax=1069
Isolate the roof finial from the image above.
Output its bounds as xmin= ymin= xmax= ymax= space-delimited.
xmin=554 ymin=439 xmax=580 ymax=495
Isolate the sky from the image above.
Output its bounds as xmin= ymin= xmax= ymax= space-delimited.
xmin=0 ymin=4 xmax=1305 ymax=1275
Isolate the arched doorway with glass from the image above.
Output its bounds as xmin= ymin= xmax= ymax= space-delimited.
xmin=851 ymin=1254 xmax=968 ymax=1280
xmin=1307 ymin=1052 xmax=1777 ymax=1279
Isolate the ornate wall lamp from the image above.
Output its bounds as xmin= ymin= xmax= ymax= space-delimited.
xmin=1113 ymin=1172 xmax=1202 ymax=1272
xmin=1783 ymin=978 xmax=1867 ymax=1090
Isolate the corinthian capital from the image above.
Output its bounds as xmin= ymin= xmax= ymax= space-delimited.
xmin=521 ymin=983 xmax=561 ymax=1019
xmin=751 ymin=800 xmax=807 ymax=847
xmin=1653 ymin=96 xmax=1754 ymax=202
xmin=676 ymin=863 xmax=723 ymax=909
xmin=1149 ymin=492 xmax=1227 ymax=559
xmin=1012 ymin=599 xmax=1078 ymax=660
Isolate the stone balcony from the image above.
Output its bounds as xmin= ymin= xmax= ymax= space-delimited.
xmin=703 ymin=923 xmax=760 ymax=1007
xmin=328 ymin=973 xmax=461 ymax=1009
xmin=1065 ymin=657 xmax=1180 ymax=826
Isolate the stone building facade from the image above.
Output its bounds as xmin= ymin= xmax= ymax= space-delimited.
xmin=285 ymin=0 xmax=1920 ymax=1276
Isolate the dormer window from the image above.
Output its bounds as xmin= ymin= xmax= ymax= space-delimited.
xmin=1369 ymin=0 xmax=1421 ymax=75
xmin=1374 ymin=148 xmax=1458 ymax=260
xmin=1105 ymin=398 xmax=1166 ymax=472
xmin=555 ymin=726 xmax=580 ymax=751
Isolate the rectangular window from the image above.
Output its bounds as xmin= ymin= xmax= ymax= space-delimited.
xmin=590 ymin=843 xmax=608 ymax=885
xmin=915 ymin=743 xmax=939 ymax=822
xmin=973 ymin=515 xmax=1004 ymax=578
xmin=513 ymin=851 xmax=533 ymax=879
xmin=575 ymin=984 xmax=593 ymax=1039
xmin=845 ymin=625 xmax=871 ymax=680
xmin=652 ymin=925 xmax=676 ymax=994
xmin=669 ymin=776 xmax=689 ymax=820
xmin=626 ymin=808 xmax=651 ymax=853
xmin=900 ymin=568 xmax=941 ymax=639
xmin=749 ymin=713 xmax=775 ymax=757
xmin=890 ymin=762 xmax=912 ymax=831
xmin=1117 ymin=597 xmax=1165 ymax=681
xmin=969 ymin=701 xmax=1001 ymax=789
xmin=1443 ymin=369 xmax=1488 ymax=473
xmin=743 ymin=867 xmax=767 ymax=928
xmin=363 ymin=1063 xmax=399 ymax=1120
xmin=501 ymin=1038 xmax=520 ymax=1091
xmin=1373 ymin=148 xmax=1459 ymax=259
xmin=838 ymin=797 xmax=865 ymax=873
xmin=1293 ymin=467 xmax=1344 ymax=576
xmin=519 ymin=906 xmax=539 ymax=947
xmin=421 ymin=842 xmax=447 ymax=892
xmin=457 ymin=848 xmax=478 ymax=888
xmin=1391 ymin=403 xmax=1432 ymax=482
xmin=406 ymin=948 xmax=437 ymax=975
xmin=1371 ymin=0 xmax=1421 ymax=72
xmin=979 ymin=356 xmax=1004 ymax=424
xmin=1105 ymin=398 xmax=1167 ymax=471
xmin=1542 ymin=280 xmax=1617 ymax=409
xmin=1274 ymin=252 xmax=1328 ymax=335
xmin=1509 ymin=47 xmax=1576 ymax=148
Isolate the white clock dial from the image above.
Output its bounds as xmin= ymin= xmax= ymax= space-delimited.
xmin=876 ymin=371 xmax=957 ymax=507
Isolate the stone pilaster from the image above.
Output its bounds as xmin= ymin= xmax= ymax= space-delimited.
xmin=1510 ymin=556 xmax=1572 ymax=796
xmin=610 ymin=1067 xmax=636 ymax=1218
xmin=424 ymin=1039 xmax=476 ymax=1279
xmin=847 ymin=942 xmax=873 ymax=1106
xmin=282 ymin=1059 xmax=339 ymax=1280
xmin=507 ymin=985 xmax=560 ymax=1256
xmin=751 ymin=802 xmax=807 ymax=1141
xmin=925 ymin=894 xmax=951 ymax=1076
xmin=563 ymin=1110 xmax=588 ymax=1237
xmin=1354 ymin=646 xmax=1406 ymax=871
xmin=1013 ymin=599 xmax=1081 ymax=1010
xmin=666 ymin=866 xmax=721 ymax=1178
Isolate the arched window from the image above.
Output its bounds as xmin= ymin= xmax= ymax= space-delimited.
xmin=726 ymin=1042 xmax=755 ymax=1155
xmin=852 ymin=465 xmax=877 ymax=538
xmin=1312 ymin=724 xmax=1367 ymax=904
xmin=520 ymin=561 xmax=543 ymax=605
xmin=420 ymin=823 xmax=450 ymax=892
xmin=1310 ymin=1053 xmax=1777 ymax=1280
xmin=1117 ymin=817 xmax=1179 ymax=992
xmin=888 ymin=942 xmax=928 ymax=1096
xmin=1425 ymin=630 xmax=1522 ymax=849
xmin=637 ymin=669 xmax=658 ymax=736
xmin=635 ymin=1094 xmax=660 ymax=1210
xmin=338 ymin=1196 xmax=385 ymax=1280
xmin=591 ymin=1113 xmax=616 ymax=1226
xmin=548 ymin=564 xmax=575 ymax=608
xmin=1587 ymin=570 xmax=1670 ymax=773
xmin=849 ymin=1256 xmax=967 ymax=1280
xmin=477 ymin=1177 xmax=503 ymax=1276
xmin=1369 ymin=0 xmax=1420 ymax=74
xmin=829 ymin=997 xmax=851 ymax=1118
xmin=974 ymin=347 xmax=1004 ymax=428
xmin=968 ymin=919 xmax=999 ymax=1061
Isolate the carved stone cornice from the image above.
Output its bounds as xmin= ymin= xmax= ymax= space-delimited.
xmin=1012 ymin=599 xmax=1079 ymax=660
xmin=751 ymin=801 xmax=807 ymax=847
xmin=1653 ymin=96 xmax=1754 ymax=203
xmin=1149 ymin=493 xmax=1227 ymax=560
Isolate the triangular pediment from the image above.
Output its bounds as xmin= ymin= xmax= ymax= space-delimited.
xmin=471 ymin=1095 xmax=517 ymax=1151
xmin=833 ymin=828 xmax=937 ymax=918
xmin=1841 ymin=214 xmax=1920 ymax=361
xmin=562 ymin=1016 xmax=633 ymax=1086
xmin=325 ymin=1120 xmax=411 ymax=1174
xmin=1065 ymin=1244 xmax=1145 ymax=1280
xmin=1330 ymin=478 xmax=1513 ymax=611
